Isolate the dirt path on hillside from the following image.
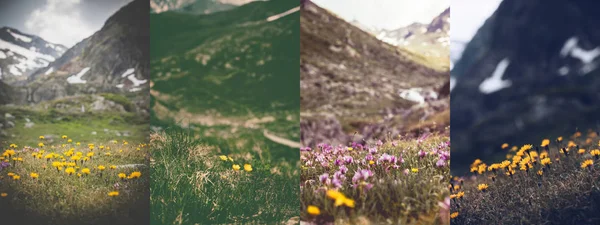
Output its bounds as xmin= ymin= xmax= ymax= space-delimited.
xmin=263 ymin=129 xmax=301 ymax=148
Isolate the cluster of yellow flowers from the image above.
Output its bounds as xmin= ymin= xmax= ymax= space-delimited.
xmin=452 ymin=132 xmax=599 ymax=221
xmin=1 ymin=135 xmax=146 ymax=199
xmin=219 ymin=155 xmax=253 ymax=172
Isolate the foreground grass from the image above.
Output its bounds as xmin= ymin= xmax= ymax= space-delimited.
xmin=150 ymin=128 xmax=299 ymax=224
xmin=300 ymin=134 xmax=451 ymax=224
xmin=451 ymin=130 xmax=600 ymax=224
xmin=0 ymin=137 xmax=149 ymax=225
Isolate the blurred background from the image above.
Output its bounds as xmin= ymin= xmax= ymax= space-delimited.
xmin=451 ymin=0 xmax=600 ymax=173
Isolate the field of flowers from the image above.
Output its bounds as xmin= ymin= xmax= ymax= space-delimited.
xmin=451 ymin=130 xmax=600 ymax=224
xmin=0 ymin=135 xmax=149 ymax=225
xmin=300 ymin=134 xmax=451 ymax=224
xmin=150 ymin=128 xmax=299 ymax=224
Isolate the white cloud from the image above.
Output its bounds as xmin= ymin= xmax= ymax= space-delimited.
xmin=312 ymin=0 xmax=450 ymax=30
xmin=24 ymin=0 xmax=95 ymax=47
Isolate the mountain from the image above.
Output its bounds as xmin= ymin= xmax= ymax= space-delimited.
xmin=0 ymin=27 xmax=67 ymax=83
xmin=150 ymin=0 xmax=235 ymax=14
xmin=359 ymin=8 xmax=450 ymax=70
xmin=150 ymin=0 xmax=300 ymax=119
xmin=300 ymin=2 xmax=448 ymax=147
xmin=451 ymin=0 xmax=600 ymax=173
xmin=0 ymin=80 xmax=12 ymax=105
xmin=150 ymin=0 xmax=266 ymax=14
xmin=20 ymin=0 xmax=150 ymax=106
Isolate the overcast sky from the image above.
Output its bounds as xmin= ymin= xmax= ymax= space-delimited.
xmin=0 ymin=0 xmax=132 ymax=47
xmin=451 ymin=0 xmax=502 ymax=42
xmin=312 ymin=0 xmax=450 ymax=30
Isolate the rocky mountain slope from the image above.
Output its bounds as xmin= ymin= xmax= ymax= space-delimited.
xmin=355 ymin=8 xmax=450 ymax=70
xmin=300 ymin=2 xmax=449 ymax=147
xmin=0 ymin=80 xmax=11 ymax=105
xmin=451 ymin=0 xmax=600 ymax=172
xmin=0 ymin=27 xmax=67 ymax=83
xmin=13 ymin=0 xmax=150 ymax=110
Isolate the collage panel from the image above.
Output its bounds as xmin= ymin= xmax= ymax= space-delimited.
xmin=300 ymin=0 xmax=450 ymax=224
xmin=0 ymin=0 xmax=150 ymax=224
xmin=450 ymin=0 xmax=600 ymax=224
xmin=4 ymin=0 xmax=599 ymax=224
xmin=148 ymin=0 xmax=301 ymax=224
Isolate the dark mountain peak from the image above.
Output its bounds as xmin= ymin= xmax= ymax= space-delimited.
xmin=104 ymin=0 xmax=148 ymax=28
xmin=427 ymin=7 xmax=449 ymax=33
xmin=451 ymin=0 xmax=600 ymax=172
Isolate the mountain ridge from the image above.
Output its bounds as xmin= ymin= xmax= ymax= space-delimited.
xmin=0 ymin=27 xmax=67 ymax=82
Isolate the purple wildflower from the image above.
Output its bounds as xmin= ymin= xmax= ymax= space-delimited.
xmin=343 ymin=156 xmax=353 ymax=164
xmin=365 ymin=154 xmax=374 ymax=161
xmin=368 ymin=147 xmax=377 ymax=154
xmin=352 ymin=169 xmax=374 ymax=184
xmin=339 ymin=165 xmax=348 ymax=174
xmin=331 ymin=177 xmax=343 ymax=188
xmin=418 ymin=150 xmax=427 ymax=159
xmin=319 ymin=173 xmax=329 ymax=183
xmin=436 ymin=159 xmax=447 ymax=167
xmin=439 ymin=151 xmax=450 ymax=161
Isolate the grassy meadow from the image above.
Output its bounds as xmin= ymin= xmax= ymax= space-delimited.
xmin=150 ymin=127 xmax=299 ymax=224
xmin=300 ymin=134 xmax=451 ymax=224
xmin=451 ymin=130 xmax=600 ymax=224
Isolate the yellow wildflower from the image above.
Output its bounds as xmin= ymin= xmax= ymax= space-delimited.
xmin=581 ymin=159 xmax=594 ymax=169
xmin=451 ymin=212 xmax=459 ymax=219
xmin=65 ymin=167 xmax=76 ymax=175
xmin=307 ymin=205 xmax=321 ymax=216
xmin=477 ymin=183 xmax=488 ymax=191
xmin=232 ymin=164 xmax=241 ymax=171
xmin=244 ymin=164 xmax=252 ymax=172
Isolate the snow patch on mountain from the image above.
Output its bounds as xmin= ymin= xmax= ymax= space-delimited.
xmin=7 ymin=29 xmax=32 ymax=43
xmin=479 ymin=58 xmax=511 ymax=94
xmin=127 ymin=74 xmax=147 ymax=86
xmin=121 ymin=68 xmax=135 ymax=77
xmin=67 ymin=67 xmax=90 ymax=84
xmin=44 ymin=67 xmax=54 ymax=75
xmin=0 ymin=39 xmax=55 ymax=62
xmin=9 ymin=65 xmax=22 ymax=76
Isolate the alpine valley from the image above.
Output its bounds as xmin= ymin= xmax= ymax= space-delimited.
xmin=0 ymin=0 xmax=150 ymax=143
